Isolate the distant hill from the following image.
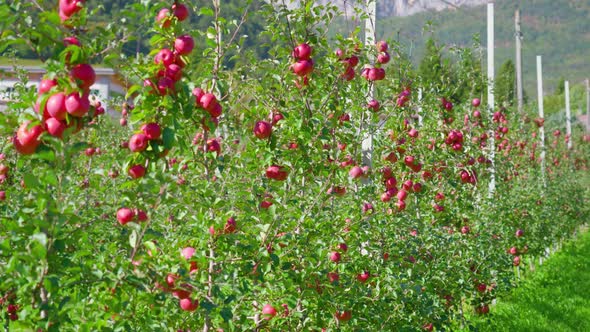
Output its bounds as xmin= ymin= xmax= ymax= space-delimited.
xmin=374 ymin=0 xmax=590 ymax=95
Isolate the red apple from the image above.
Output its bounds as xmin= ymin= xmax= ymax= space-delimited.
xmin=59 ymin=0 xmax=83 ymax=17
xmin=15 ymin=121 xmax=44 ymax=154
xmin=376 ymin=40 xmax=388 ymax=52
xmin=65 ymin=92 xmax=90 ymax=117
xmin=172 ymin=3 xmax=189 ymax=21
xmin=141 ymin=123 xmax=161 ymax=140
xmin=70 ymin=64 xmax=95 ymax=90
xmin=179 ymin=298 xmax=199 ymax=312
xmin=335 ymin=310 xmax=352 ymax=322
xmin=291 ymin=59 xmax=314 ymax=77
xmin=329 ymin=251 xmax=341 ymax=263
xmin=515 ymin=229 xmax=524 ymax=237
xmin=377 ymin=51 xmax=390 ymax=64
xmin=349 ymin=166 xmax=363 ymax=179
xmin=116 ymin=207 xmax=135 ymax=225
xmin=266 ymin=165 xmax=288 ymax=181
xmin=174 ymin=35 xmax=194 ymax=55
xmin=182 ymin=247 xmax=196 ymax=260
xmin=253 ymin=121 xmax=272 ymax=139
xmin=156 ymin=8 xmax=171 ymax=28
xmin=472 ymin=98 xmax=481 ymax=107
xmin=128 ymin=164 xmax=146 ymax=179
xmin=46 ymin=92 xmax=68 ymax=120
xmin=262 ymin=304 xmax=277 ymax=320
xmin=129 ymin=133 xmax=149 ymax=152
xmin=154 ymin=48 xmax=175 ymax=66
xmin=292 ymin=43 xmax=312 ymax=60
xmin=199 ymin=93 xmax=218 ymax=112
xmin=38 ymin=78 xmax=58 ymax=94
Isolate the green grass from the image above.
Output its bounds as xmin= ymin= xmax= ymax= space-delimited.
xmin=465 ymin=228 xmax=590 ymax=332
xmin=0 ymin=56 xmax=44 ymax=66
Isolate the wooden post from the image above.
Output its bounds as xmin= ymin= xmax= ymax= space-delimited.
xmin=565 ymin=81 xmax=572 ymax=149
xmin=515 ymin=9 xmax=524 ymax=119
xmin=361 ymin=0 xmax=377 ymax=170
xmin=487 ymin=1 xmax=496 ymax=195
xmin=536 ymin=56 xmax=546 ymax=186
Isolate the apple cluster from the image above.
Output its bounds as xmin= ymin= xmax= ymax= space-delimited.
xmin=116 ymin=207 xmax=149 ymax=226
xmin=14 ymin=35 xmax=102 ymax=155
xmin=335 ymin=48 xmax=360 ymax=81
xmin=361 ymin=40 xmax=390 ymax=82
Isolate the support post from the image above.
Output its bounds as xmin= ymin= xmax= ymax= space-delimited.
xmin=515 ymin=9 xmax=524 ymax=119
xmin=361 ymin=0 xmax=377 ymax=171
xmin=565 ymin=81 xmax=572 ymax=149
xmin=586 ymin=79 xmax=590 ymax=131
xmin=536 ymin=55 xmax=546 ymax=186
xmin=487 ymin=1 xmax=496 ymax=196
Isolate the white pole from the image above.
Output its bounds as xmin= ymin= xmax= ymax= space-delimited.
xmin=362 ymin=0 xmax=376 ymax=170
xmin=586 ymin=79 xmax=590 ymax=131
xmin=418 ymin=88 xmax=423 ymax=126
xmin=536 ymin=55 xmax=546 ymax=185
xmin=487 ymin=1 xmax=496 ymax=195
xmin=565 ymin=81 xmax=572 ymax=149
xmin=515 ymin=9 xmax=524 ymax=118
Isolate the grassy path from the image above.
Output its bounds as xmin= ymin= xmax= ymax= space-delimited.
xmin=467 ymin=228 xmax=590 ymax=332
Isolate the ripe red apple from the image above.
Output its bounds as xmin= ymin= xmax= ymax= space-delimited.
xmin=396 ymin=189 xmax=408 ymax=201
xmin=157 ymin=77 xmax=175 ymax=95
xmin=174 ymin=35 xmax=194 ymax=55
xmin=120 ymin=118 xmax=127 ymax=126
xmin=129 ymin=133 xmax=149 ymax=152
xmin=179 ymin=298 xmax=199 ymax=312
xmin=199 ymin=93 xmax=218 ymax=111
xmin=206 ymin=139 xmax=221 ymax=154
xmin=253 ymin=121 xmax=272 ymax=139
xmin=136 ymin=210 xmax=148 ymax=222
xmin=335 ymin=310 xmax=352 ymax=322
xmin=356 ymin=271 xmax=370 ymax=283
xmin=377 ymin=51 xmax=390 ymax=64
xmin=65 ymin=92 xmax=90 ymax=117
xmin=262 ymin=304 xmax=277 ymax=320
xmin=70 ymin=64 xmax=95 ymax=90
xmin=154 ymin=48 xmax=175 ymax=66
xmin=224 ymin=217 xmax=237 ymax=234
xmin=460 ymin=225 xmax=470 ymax=234
xmin=141 ymin=123 xmax=161 ymax=140
xmin=327 ymin=272 xmax=339 ymax=283
xmin=15 ymin=121 xmax=44 ymax=154
xmin=477 ymin=283 xmax=487 ymax=292
xmin=292 ymin=43 xmax=312 ymax=60
xmin=515 ymin=229 xmax=524 ymax=237
xmin=38 ymin=78 xmax=58 ymax=94
xmin=508 ymin=246 xmax=518 ymax=255
xmin=156 ymin=8 xmax=171 ymax=28
xmin=46 ymin=92 xmax=68 ymax=120
xmin=165 ymin=63 xmax=183 ymax=81
xmin=513 ymin=256 xmax=521 ymax=266
xmin=367 ymin=99 xmax=380 ymax=112
xmin=172 ymin=3 xmax=189 ymax=21
xmin=472 ymin=98 xmax=481 ymax=107
xmin=44 ymin=117 xmax=66 ymax=139
xmin=182 ymin=247 xmax=195 ymax=260
xmin=291 ymin=59 xmax=314 ymax=77
xmin=128 ymin=164 xmax=146 ymax=179
xmin=116 ymin=207 xmax=135 ymax=225
xmin=329 ymin=251 xmax=341 ymax=263
xmin=349 ymin=166 xmax=363 ymax=179
xmin=376 ymin=40 xmax=388 ymax=52
xmin=59 ymin=0 xmax=83 ymax=17
xmin=266 ymin=165 xmax=288 ymax=181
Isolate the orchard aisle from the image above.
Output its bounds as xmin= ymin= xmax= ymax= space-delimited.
xmin=469 ymin=227 xmax=590 ymax=332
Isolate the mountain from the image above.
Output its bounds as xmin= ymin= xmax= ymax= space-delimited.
xmin=309 ymin=0 xmax=488 ymax=17
xmin=373 ymin=0 xmax=590 ymax=95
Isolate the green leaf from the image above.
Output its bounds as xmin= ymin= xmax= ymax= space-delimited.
xmin=129 ymin=230 xmax=138 ymax=248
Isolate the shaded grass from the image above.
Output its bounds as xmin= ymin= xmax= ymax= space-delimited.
xmin=466 ymin=228 xmax=590 ymax=332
